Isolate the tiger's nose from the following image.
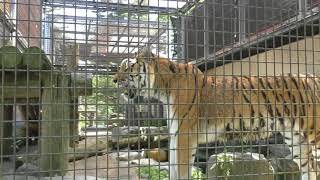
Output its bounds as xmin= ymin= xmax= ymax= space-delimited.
xmin=113 ymin=79 xmax=117 ymax=83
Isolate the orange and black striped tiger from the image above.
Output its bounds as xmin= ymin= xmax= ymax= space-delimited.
xmin=113 ymin=48 xmax=320 ymax=180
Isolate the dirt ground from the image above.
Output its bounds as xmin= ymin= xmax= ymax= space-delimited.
xmin=66 ymin=153 xmax=140 ymax=180
xmin=2 ymin=137 xmax=141 ymax=180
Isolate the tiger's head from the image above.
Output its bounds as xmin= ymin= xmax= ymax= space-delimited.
xmin=113 ymin=48 xmax=157 ymax=99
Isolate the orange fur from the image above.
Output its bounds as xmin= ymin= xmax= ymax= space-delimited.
xmin=113 ymin=49 xmax=320 ymax=180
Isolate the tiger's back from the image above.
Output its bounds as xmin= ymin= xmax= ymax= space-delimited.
xmin=199 ymin=74 xmax=320 ymax=143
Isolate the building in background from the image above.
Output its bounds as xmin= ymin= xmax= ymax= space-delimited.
xmin=0 ymin=0 xmax=42 ymax=49
xmin=175 ymin=0 xmax=320 ymax=65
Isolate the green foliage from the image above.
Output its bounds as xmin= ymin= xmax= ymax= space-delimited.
xmin=139 ymin=166 xmax=204 ymax=180
xmin=157 ymin=14 xmax=169 ymax=22
xmin=139 ymin=167 xmax=168 ymax=180
xmin=192 ymin=167 xmax=205 ymax=179
xmin=80 ymin=75 xmax=120 ymax=125
xmin=213 ymin=152 xmax=234 ymax=179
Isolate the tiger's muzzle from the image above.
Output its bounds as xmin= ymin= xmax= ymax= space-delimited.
xmin=114 ymin=80 xmax=137 ymax=99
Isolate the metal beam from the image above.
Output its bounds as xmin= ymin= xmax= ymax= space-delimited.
xmin=44 ymin=0 xmax=178 ymax=13
xmin=53 ymin=29 xmax=148 ymax=37
xmin=127 ymin=28 xmax=167 ymax=55
xmin=110 ymin=27 xmax=128 ymax=53
xmin=48 ymin=14 xmax=170 ymax=28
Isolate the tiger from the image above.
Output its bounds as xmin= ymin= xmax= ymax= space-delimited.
xmin=113 ymin=48 xmax=320 ymax=180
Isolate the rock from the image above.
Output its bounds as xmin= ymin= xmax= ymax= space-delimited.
xmin=130 ymin=158 xmax=159 ymax=166
xmin=68 ymin=138 xmax=110 ymax=162
xmin=109 ymin=113 xmax=124 ymax=119
xmin=111 ymin=126 xmax=168 ymax=137
xmin=146 ymin=148 xmax=168 ymax=162
xmin=130 ymin=158 xmax=169 ymax=171
xmin=268 ymin=144 xmax=291 ymax=158
xmin=15 ymin=154 xmax=39 ymax=168
xmin=3 ymin=176 xmax=107 ymax=180
xmin=106 ymin=113 xmax=125 ymax=126
xmin=207 ymin=152 xmax=274 ymax=180
xmin=195 ymin=133 xmax=289 ymax=170
xmin=117 ymin=151 xmax=143 ymax=161
xmin=84 ymin=125 xmax=113 ymax=132
xmin=15 ymin=163 xmax=44 ymax=177
xmin=270 ymin=158 xmax=300 ymax=180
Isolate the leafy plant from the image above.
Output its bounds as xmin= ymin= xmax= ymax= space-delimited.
xmin=139 ymin=166 xmax=168 ymax=180
xmin=79 ymin=75 xmax=121 ymax=127
xmin=211 ymin=152 xmax=234 ymax=179
xmin=157 ymin=14 xmax=169 ymax=22
xmin=139 ymin=166 xmax=204 ymax=180
xmin=192 ymin=167 xmax=205 ymax=179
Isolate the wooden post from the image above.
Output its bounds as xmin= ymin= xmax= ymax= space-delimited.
xmin=65 ymin=44 xmax=79 ymax=72
xmin=0 ymin=104 xmax=13 ymax=179
xmin=0 ymin=103 xmax=3 ymax=179
xmin=69 ymin=97 xmax=79 ymax=148
xmin=40 ymin=74 xmax=70 ymax=176
xmin=65 ymin=44 xmax=80 ymax=147
xmin=0 ymin=105 xmax=13 ymax=157
xmin=68 ymin=73 xmax=93 ymax=147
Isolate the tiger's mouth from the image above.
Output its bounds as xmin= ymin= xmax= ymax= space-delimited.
xmin=123 ymin=88 xmax=136 ymax=99
xmin=117 ymin=81 xmax=137 ymax=99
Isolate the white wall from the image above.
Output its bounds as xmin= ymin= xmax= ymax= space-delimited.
xmin=206 ymin=35 xmax=320 ymax=76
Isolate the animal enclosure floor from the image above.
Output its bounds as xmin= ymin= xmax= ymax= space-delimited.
xmin=66 ymin=152 xmax=140 ymax=180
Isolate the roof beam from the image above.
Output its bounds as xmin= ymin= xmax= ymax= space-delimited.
xmin=48 ymin=14 xmax=169 ymax=28
xmin=53 ymin=30 xmax=148 ymax=37
xmin=44 ymin=0 xmax=178 ymax=13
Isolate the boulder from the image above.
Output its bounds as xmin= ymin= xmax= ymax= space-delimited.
xmin=15 ymin=163 xmax=45 ymax=177
xmin=130 ymin=158 xmax=169 ymax=171
xmin=116 ymin=151 xmax=143 ymax=161
xmin=270 ymin=158 xmax=300 ymax=180
xmin=207 ymin=152 xmax=274 ymax=180
xmin=145 ymin=148 xmax=168 ymax=162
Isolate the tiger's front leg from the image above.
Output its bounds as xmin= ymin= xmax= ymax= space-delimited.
xmin=281 ymin=131 xmax=317 ymax=180
xmin=169 ymin=118 xmax=197 ymax=180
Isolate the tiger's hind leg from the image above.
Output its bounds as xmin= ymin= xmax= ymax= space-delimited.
xmin=308 ymin=130 xmax=320 ymax=178
xmin=281 ymin=131 xmax=317 ymax=180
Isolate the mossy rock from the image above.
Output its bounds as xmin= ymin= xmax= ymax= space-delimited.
xmin=207 ymin=152 xmax=274 ymax=180
xmin=0 ymin=46 xmax=23 ymax=68
xmin=270 ymin=158 xmax=300 ymax=180
xmin=22 ymin=46 xmax=51 ymax=70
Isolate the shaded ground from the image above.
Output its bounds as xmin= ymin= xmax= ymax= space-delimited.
xmin=2 ymin=137 xmax=140 ymax=180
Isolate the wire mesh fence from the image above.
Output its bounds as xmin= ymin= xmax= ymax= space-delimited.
xmin=1 ymin=0 xmax=320 ymax=180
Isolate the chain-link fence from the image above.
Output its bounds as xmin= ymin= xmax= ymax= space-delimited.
xmin=1 ymin=0 xmax=320 ymax=179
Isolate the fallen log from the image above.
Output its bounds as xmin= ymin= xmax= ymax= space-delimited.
xmin=68 ymin=138 xmax=110 ymax=162
xmin=110 ymin=126 xmax=169 ymax=149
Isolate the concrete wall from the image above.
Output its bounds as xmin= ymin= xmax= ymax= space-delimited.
xmin=206 ymin=35 xmax=320 ymax=76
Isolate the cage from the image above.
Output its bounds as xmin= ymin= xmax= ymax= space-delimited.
xmin=1 ymin=0 xmax=320 ymax=180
